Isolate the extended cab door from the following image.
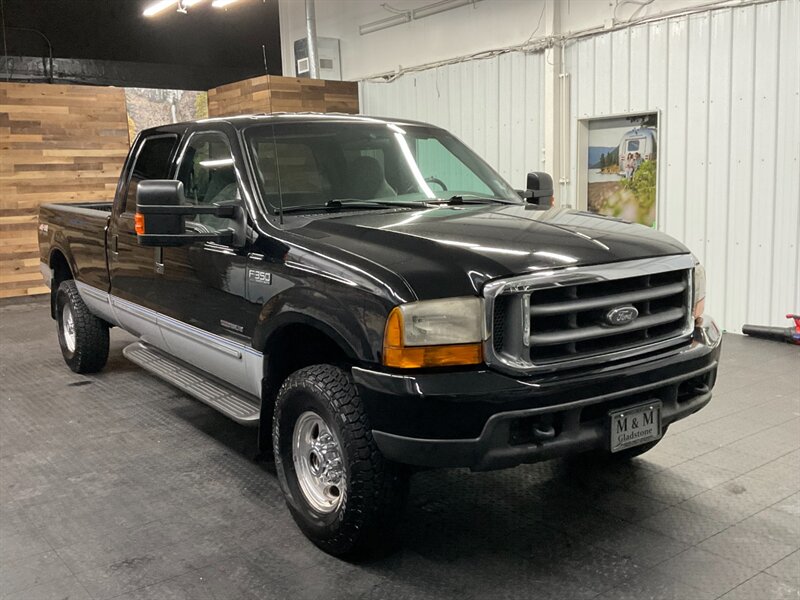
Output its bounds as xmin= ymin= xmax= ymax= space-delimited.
xmin=108 ymin=133 xmax=179 ymax=346
xmin=153 ymin=127 xmax=262 ymax=397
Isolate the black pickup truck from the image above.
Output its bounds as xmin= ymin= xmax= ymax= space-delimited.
xmin=38 ymin=114 xmax=721 ymax=556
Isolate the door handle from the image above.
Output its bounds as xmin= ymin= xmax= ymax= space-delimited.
xmin=111 ymin=234 xmax=119 ymax=253
xmin=154 ymin=247 xmax=164 ymax=275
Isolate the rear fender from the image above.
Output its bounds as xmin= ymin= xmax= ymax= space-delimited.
xmin=48 ymin=243 xmax=77 ymax=318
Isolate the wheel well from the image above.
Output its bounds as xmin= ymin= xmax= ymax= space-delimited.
xmin=263 ymin=323 xmax=351 ymax=400
xmin=258 ymin=323 xmax=352 ymax=451
xmin=49 ymin=250 xmax=72 ymax=319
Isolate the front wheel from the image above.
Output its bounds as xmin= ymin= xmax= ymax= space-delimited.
xmin=55 ymin=280 xmax=109 ymax=374
xmin=273 ymin=364 xmax=409 ymax=557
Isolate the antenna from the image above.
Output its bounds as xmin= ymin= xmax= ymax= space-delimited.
xmin=270 ymin=125 xmax=285 ymax=225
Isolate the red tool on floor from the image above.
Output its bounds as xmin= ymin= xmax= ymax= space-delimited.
xmin=742 ymin=314 xmax=800 ymax=345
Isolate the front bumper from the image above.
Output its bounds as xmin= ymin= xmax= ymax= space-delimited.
xmin=354 ymin=316 xmax=722 ymax=471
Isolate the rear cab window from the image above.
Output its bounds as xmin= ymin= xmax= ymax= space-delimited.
xmin=121 ymin=134 xmax=179 ymax=215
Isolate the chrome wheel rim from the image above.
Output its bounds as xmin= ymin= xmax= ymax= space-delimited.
xmin=292 ymin=411 xmax=345 ymax=514
xmin=62 ymin=304 xmax=76 ymax=353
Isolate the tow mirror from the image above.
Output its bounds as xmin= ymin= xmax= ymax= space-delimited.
xmin=135 ymin=180 xmax=243 ymax=247
xmin=525 ymin=171 xmax=554 ymax=207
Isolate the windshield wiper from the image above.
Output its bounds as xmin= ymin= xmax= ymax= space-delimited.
xmin=428 ymin=195 xmax=517 ymax=206
xmin=281 ymin=199 xmax=428 ymax=214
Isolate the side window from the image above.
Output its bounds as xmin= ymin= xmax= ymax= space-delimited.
xmin=176 ymin=132 xmax=241 ymax=233
xmin=123 ymin=135 xmax=177 ymax=214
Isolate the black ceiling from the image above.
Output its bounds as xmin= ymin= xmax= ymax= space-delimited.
xmin=1 ymin=0 xmax=282 ymax=86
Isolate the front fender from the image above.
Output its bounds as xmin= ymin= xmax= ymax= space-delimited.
xmin=252 ymin=285 xmax=388 ymax=364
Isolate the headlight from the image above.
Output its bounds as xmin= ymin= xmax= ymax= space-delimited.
xmin=383 ymin=297 xmax=484 ymax=368
xmin=693 ymin=260 xmax=706 ymax=319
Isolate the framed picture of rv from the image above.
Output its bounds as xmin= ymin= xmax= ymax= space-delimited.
xmin=576 ymin=112 xmax=659 ymax=227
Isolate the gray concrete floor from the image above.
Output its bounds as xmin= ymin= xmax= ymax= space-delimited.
xmin=1 ymin=298 xmax=798 ymax=600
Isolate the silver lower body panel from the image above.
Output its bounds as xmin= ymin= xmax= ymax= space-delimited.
xmin=74 ymin=280 xmax=264 ymax=401
xmin=123 ymin=341 xmax=260 ymax=426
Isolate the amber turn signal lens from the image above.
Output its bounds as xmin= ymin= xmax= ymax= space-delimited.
xmin=693 ymin=297 xmax=705 ymax=319
xmin=383 ymin=307 xmax=483 ymax=368
xmin=383 ymin=343 xmax=483 ymax=368
xmin=134 ymin=212 xmax=145 ymax=235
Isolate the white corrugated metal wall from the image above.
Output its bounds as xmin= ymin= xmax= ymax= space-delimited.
xmin=359 ymin=0 xmax=799 ymax=332
xmin=564 ymin=0 xmax=799 ymax=332
xmin=359 ymin=51 xmax=548 ymax=190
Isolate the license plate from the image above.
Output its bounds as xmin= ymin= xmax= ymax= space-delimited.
xmin=609 ymin=401 xmax=662 ymax=453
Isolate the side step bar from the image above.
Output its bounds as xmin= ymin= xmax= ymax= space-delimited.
xmin=123 ymin=341 xmax=260 ymax=426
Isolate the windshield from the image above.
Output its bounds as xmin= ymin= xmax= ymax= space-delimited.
xmin=244 ymin=120 xmax=521 ymax=213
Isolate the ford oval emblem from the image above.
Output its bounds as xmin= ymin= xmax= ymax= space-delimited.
xmin=605 ymin=305 xmax=639 ymax=326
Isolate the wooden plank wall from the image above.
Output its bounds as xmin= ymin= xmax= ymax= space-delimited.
xmin=0 ymin=82 xmax=130 ymax=299
xmin=208 ymin=75 xmax=358 ymax=117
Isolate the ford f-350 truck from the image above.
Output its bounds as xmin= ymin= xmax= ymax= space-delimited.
xmin=38 ymin=114 xmax=721 ymax=556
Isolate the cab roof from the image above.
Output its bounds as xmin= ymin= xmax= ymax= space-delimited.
xmin=140 ymin=112 xmax=437 ymax=138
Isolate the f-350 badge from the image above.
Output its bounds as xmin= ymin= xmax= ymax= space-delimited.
xmin=248 ymin=269 xmax=272 ymax=285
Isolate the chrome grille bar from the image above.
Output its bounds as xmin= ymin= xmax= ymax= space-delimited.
xmin=529 ymin=308 xmax=685 ymax=346
xmin=530 ymin=281 xmax=687 ymax=316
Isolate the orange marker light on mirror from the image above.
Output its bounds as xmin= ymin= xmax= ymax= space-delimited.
xmin=134 ymin=212 xmax=145 ymax=235
xmin=382 ymin=307 xmax=483 ymax=368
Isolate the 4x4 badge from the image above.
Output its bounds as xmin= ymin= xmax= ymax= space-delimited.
xmin=605 ymin=305 xmax=638 ymax=326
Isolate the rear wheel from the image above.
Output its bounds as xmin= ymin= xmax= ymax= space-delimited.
xmin=273 ymin=364 xmax=409 ymax=557
xmin=55 ymin=280 xmax=109 ymax=374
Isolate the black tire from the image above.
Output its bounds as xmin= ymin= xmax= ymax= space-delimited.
xmin=273 ymin=364 xmax=409 ymax=557
xmin=55 ymin=280 xmax=109 ymax=374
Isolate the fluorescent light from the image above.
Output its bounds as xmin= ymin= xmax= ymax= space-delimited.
xmin=177 ymin=0 xmax=203 ymax=13
xmin=475 ymin=246 xmax=530 ymax=256
xmin=533 ymin=251 xmax=578 ymax=263
xmin=212 ymin=0 xmax=239 ymax=7
xmin=143 ymin=0 xmax=177 ymax=17
xmin=394 ymin=133 xmax=434 ymax=199
xmin=412 ymin=0 xmax=483 ymax=20
xmin=435 ymin=239 xmax=530 ymax=256
xmin=199 ymin=158 xmax=235 ymax=168
xmin=359 ymin=12 xmax=411 ymax=35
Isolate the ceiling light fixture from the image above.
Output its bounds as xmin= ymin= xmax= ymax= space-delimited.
xmin=177 ymin=0 xmax=205 ymax=12
xmin=211 ymin=0 xmax=239 ymax=8
xmin=359 ymin=12 xmax=411 ymax=35
xmin=412 ymin=0 xmax=482 ymax=20
xmin=143 ymin=0 xmax=178 ymax=17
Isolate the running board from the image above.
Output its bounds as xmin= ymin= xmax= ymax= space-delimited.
xmin=123 ymin=341 xmax=260 ymax=426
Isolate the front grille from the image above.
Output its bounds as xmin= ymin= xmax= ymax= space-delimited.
xmin=484 ymin=256 xmax=695 ymax=374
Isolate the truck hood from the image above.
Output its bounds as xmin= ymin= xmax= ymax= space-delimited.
xmin=294 ymin=204 xmax=689 ymax=299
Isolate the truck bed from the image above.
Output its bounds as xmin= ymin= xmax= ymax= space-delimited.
xmin=39 ymin=201 xmax=114 ymax=292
